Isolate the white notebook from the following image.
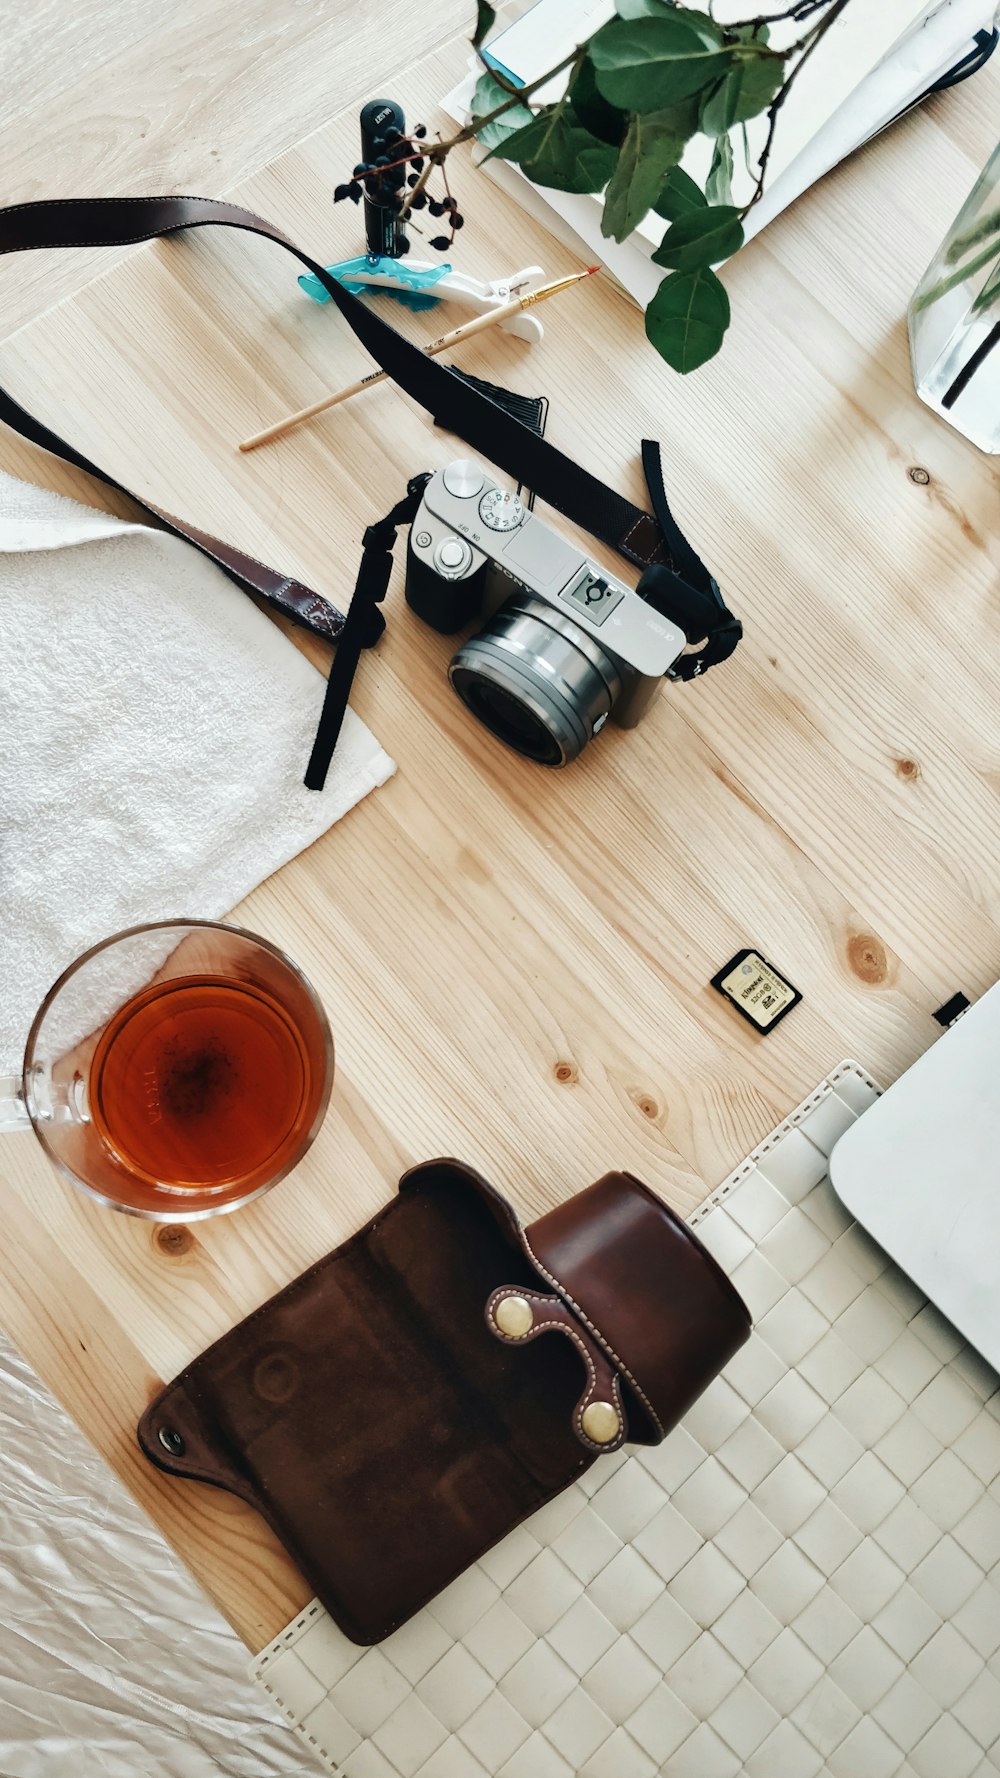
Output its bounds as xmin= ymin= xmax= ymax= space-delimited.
xmin=444 ymin=0 xmax=997 ymax=304
xmin=831 ymin=980 xmax=1000 ymax=1376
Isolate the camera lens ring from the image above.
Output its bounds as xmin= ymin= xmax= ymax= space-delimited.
xmin=451 ymin=656 xmax=578 ymax=765
xmin=449 ymin=596 xmax=620 ymax=766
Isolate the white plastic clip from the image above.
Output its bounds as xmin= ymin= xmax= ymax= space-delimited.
xmin=300 ymin=257 xmax=547 ymax=343
xmin=418 ymin=264 xmax=547 ymax=341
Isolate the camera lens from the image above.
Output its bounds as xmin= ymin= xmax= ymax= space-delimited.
xmin=458 ymin=679 xmax=563 ymax=765
xmin=449 ymin=595 xmax=621 ymax=766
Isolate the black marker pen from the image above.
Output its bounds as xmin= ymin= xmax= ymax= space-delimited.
xmin=359 ymin=98 xmax=407 ymax=259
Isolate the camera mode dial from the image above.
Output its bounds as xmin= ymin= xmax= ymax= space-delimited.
xmin=478 ymin=488 xmax=525 ymax=533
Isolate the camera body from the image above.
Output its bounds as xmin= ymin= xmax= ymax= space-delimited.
xmin=405 ymin=460 xmax=688 ymax=765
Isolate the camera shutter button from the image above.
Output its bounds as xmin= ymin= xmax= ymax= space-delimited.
xmin=442 ymin=460 xmax=485 ymax=499
xmin=433 ymin=536 xmax=473 ymax=577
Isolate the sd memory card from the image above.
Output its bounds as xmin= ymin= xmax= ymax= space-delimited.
xmin=711 ymin=949 xmax=802 ymax=1033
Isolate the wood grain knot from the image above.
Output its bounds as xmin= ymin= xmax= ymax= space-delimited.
xmin=553 ymin=1061 xmax=578 ymax=1084
xmin=457 ymin=846 xmax=491 ymax=886
xmin=908 ymin=466 xmax=931 ymax=485
xmin=895 ymin=757 xmax=920 ymax=781
xmin=847 ymin=933 xmax=889 ymax=984
xmin=628 ymin=1087 xmax=660 ymax=1120
xmin=155 ymin=1224 xmax=193 ymax=1257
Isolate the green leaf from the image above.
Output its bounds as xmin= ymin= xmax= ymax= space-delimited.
xmin=645 ymin=266 xmax=730 ymax=372
xmin=653 ymin=165 xmax=707 ymax=221
xmin=616 ymin=0 xmax=721 ymax=41
xmin=651 ymin=202 xmax=743 ymax=269
xmin=727 ymin=20 xmax=770 ymax=44
xmin=472 ymin=2 xmax=496 ymax=47
xmin=470 ymin=71 xmax=533 ymax=150
xmin=601 ymin=111 xmax=684 ymax=242
xmin=706 ymin=131 xmax=734 ymax=205
xmin=699 ymin=49 xmax=785 ymax=134
xmin=590 ymin=16 xmax=730 ymax=112
xmin=604 ymin=88 xmax=700 ymax=145
xmin=569 ymin=54 xmax=627 ymax=146
xmin=489 ymin=108 xmax=617 ymax=194
xmin=650 ymin=91 xmax=702 ymax=138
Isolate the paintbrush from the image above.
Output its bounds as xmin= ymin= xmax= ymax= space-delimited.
xmin=238 ymin=266 xmax=600 ymax=452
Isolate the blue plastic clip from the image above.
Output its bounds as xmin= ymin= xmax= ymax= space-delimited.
xmin=298 ymin=255 xmax=453 ymax=313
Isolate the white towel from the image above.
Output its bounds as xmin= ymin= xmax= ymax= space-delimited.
xmin=0 ymin=470 xmax=394 ymax=1074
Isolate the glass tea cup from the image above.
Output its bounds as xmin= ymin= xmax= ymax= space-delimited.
xmin=0 ymin=920 xmax=334 ymax=1220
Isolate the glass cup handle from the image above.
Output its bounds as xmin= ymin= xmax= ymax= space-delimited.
xmin=0 ymin=1073 xmax=31 ymax=1132
xmin=0 ymin=1068 xmax=79 ymax=1132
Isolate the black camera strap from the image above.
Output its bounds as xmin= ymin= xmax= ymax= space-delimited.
xmin=304 ymin=479 xmax=426 ymax=790
xmin=639 ymin=438 xmax=742 ymax=682
xmin=0 ymin=195 xmax=739 ymax=784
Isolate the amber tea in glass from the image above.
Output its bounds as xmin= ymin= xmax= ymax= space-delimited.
xmin=2 ymin=921 xmax=334 ymax=1219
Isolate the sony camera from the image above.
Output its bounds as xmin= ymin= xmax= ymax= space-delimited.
xmin=405 ymin=460 xmax=695 ymax=767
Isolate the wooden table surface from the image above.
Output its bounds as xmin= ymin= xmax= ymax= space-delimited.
xmin=0 ymin=0 xmax=469 ymax=337
xmin=1 ymin=25 xmax=998 ymax=1655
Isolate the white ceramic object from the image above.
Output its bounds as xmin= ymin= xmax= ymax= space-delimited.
xmin=830 ymin=982 xmax=1000 ymax=1373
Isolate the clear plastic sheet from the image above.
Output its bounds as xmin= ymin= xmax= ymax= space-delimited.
xmin=0 ymin=1330 xmax=308 ymax=1778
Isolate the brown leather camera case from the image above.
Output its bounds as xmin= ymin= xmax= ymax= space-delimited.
xmin=138 ymin=1160 xmax=751 ymax=1644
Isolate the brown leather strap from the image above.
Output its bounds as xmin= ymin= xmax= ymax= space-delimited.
xmin=0 ymin=377 xmax=347 ymax=637
xmin=0 ymin=200 xmax=355 ymax=638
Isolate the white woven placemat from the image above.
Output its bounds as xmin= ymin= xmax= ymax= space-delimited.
xmin=251 ymin=1062 xmax=1000 ymax=1778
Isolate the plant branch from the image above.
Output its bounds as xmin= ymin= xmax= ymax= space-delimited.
xmin=741 ymin=0 xmax=853 ymax=213
xmin=473 ymin=46 xmax=521 ymax=90
xmin=735 ymin=0 xmax=839 ymax=25
xmin=913 ymin=238 xmax=1000 ymax=311
xmin=402 ymin=44 xmax=581 ymax=178
xmin=972 ymin=254 xmax=1000 ymax=314
xmin=946 ymin=204 xmax=1000 ymax=263
xmin=397 ymin=147 xmax=439 ymax=221
xmin=396 ymin=45 xmax=584 ymax=229
xmin=452 ymin=47 xmax=582 ymax=147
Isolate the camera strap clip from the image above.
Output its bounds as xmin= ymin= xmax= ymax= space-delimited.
xmin=638 ymin=440 xmax=742 ymax=682
xmin=304 ymin=477 xmax=429 ymax=791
